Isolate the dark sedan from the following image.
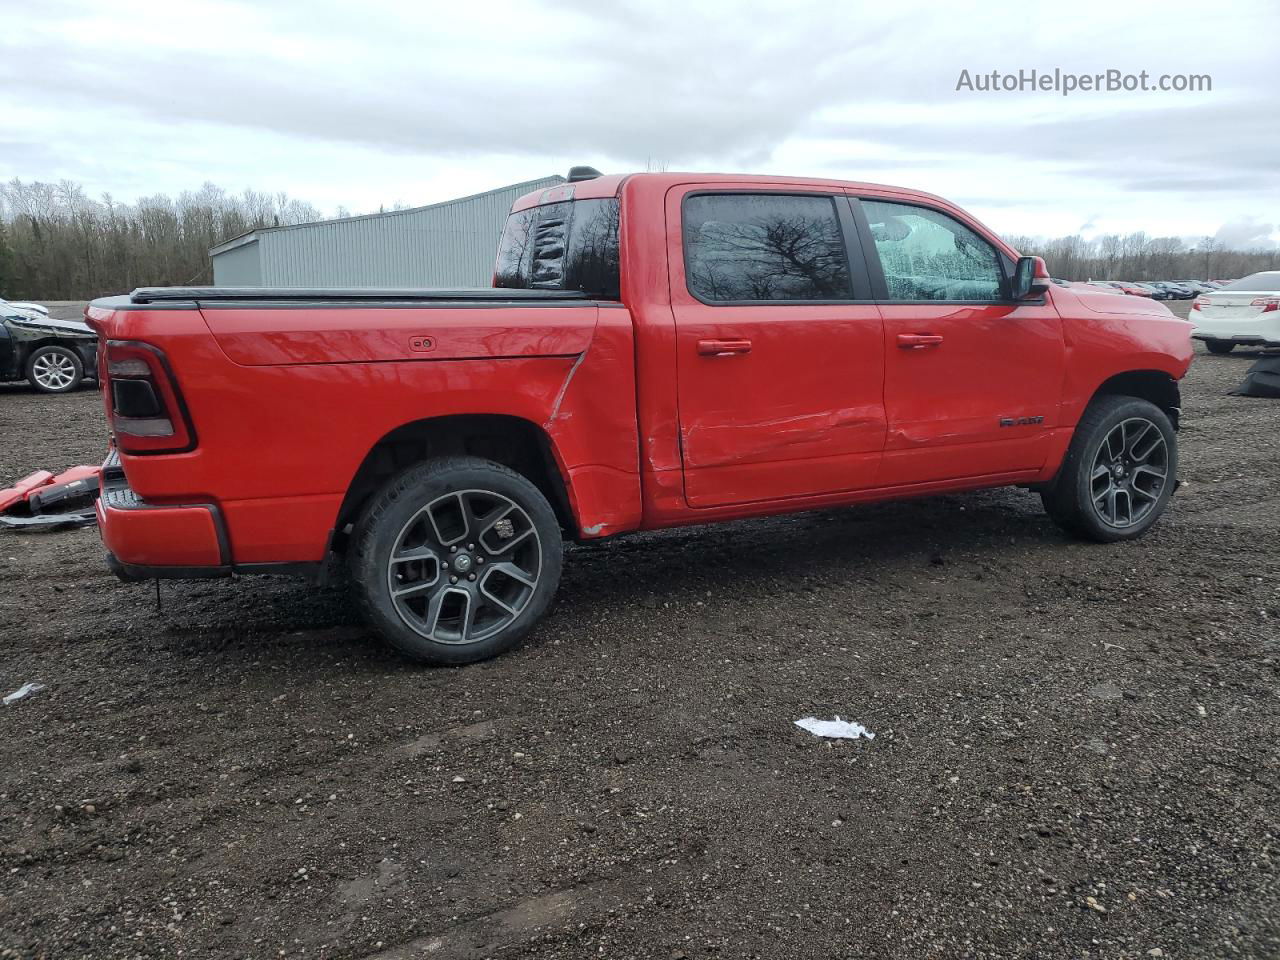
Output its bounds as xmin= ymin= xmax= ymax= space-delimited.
xmin=0 ymin=309 xmax=98 ymax=394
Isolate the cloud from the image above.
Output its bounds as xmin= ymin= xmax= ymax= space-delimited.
xmin=0 ymin=0 xmax=1275 ymax=241
xmin=1214 ymin=218 xmax=1277 ymax=250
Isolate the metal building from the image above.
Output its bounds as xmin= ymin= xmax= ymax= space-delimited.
xmin=209 ymin=175 xmax=565 ymax=288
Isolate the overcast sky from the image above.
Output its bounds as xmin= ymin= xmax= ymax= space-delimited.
xmin=2 ymin=0 xmax=1276 ymax=246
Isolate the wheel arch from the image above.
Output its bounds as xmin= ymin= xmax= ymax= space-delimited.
xmin=20 ymin=337 xmax=74 ymax=364
xmin=1088 ymin=370 xmax=1182 ymax=429
xmin=24 ymin=339 xmax=85 ymax=388
xmin=332 ymin=414 xmax=577 ymax=553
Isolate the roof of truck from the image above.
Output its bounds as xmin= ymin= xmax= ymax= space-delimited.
xmin=509 ymin=171 xmax=953 ymax=212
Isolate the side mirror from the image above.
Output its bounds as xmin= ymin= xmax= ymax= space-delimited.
xmin=1011 ymin=256 xmax=1052 ymax=300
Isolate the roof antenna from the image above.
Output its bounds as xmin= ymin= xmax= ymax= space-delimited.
xmin=567 ymin=166 xmax=603 ymax=182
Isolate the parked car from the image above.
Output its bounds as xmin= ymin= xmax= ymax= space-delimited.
xmin=1112 ymin=282 xmax=1155 ymax=298
xmin=0 ymin=310 xmax=98 ymax=393
xmin=84 ymin=170 xmax=1194 ymax=664
xmin=1052 ymin=279 xmax=1106 ymax=294
xmin=1091 ymin=281 xmax=1142 ymax=296
xmin=1178 ymin=281 xmax=1216 ymax=295
xmin=1133 ymin=282 xmax=1172 ymax=300
xmin=1169 ymin=282 xmax=1199 ymax=299
xmin=1190 ymin=270 xmax=1280 ymax=352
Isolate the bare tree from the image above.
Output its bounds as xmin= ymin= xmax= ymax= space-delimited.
xmin=1007 ymin=230 xmax=1274 ymax=282
xmin=0 ymin=178 xmax=322 ymax=299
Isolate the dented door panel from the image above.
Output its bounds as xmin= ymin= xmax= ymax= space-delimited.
xmin=666 ymin=185 xmax=886 ymax=508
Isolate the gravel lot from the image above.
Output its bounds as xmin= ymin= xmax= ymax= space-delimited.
xmin=2 ymin=302 xmax=1277 ymax=959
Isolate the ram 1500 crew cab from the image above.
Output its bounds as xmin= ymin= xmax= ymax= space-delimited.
xmin=85 ymin=171 xmax=1193 ymax=664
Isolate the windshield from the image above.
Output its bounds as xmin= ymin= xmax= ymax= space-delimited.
xmin=1221 ymin=272 xmax=1280 ymax=292
xmin=494 ymin=198 xmax=621 ymax=299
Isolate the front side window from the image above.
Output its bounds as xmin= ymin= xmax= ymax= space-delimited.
xmin=861 ymin=200 xmax=1003 ymax=302
xmin=494 ymin=198 xmax=620 ymax=298
xmin=683 ymin=194 xmax=853 ymax=302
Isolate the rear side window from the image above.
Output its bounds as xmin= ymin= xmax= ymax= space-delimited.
xmin=683 ymin=194 xmax=853 ymax=302
xmin=494 ymin=198 xmax=620 ymax=298
xmin=861 ymin=200 xmax=1003 ymax=302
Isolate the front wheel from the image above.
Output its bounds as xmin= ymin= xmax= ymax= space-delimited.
xmin=350 ymin=457 xmax=563 ymax=665
xmin=1204 ymin=340 xmax=1235 ymax=355
xmin=27 ymin=345 xmax=83 ymax=394
xmin=1041 ymin=396 xmax=1177 ymax=543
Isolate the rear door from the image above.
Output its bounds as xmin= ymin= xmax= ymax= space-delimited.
xmin=851 ymin=196 xmax=1065 ymax=486
xmin=668 ymin=187 xmax=886 ymax=508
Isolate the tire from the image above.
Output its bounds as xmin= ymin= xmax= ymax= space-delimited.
xmin=349 ymin=456 xmax=563 ymax=665
xmin=26 ymin=345 xmax=83 ymax=394
xmin=1040 ymin=395 xmax=1177 ymax=543
xmin=1205 ymin=340 xmax=1235 ymax=355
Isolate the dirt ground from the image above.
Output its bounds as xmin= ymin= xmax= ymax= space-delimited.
xmin=2 ymin=303 xmax=1277 ymax=959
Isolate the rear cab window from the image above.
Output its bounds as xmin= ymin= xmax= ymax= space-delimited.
xmin=494 ymin=198 xmax=621 ymax=299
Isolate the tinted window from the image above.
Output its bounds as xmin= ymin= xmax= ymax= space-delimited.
xmin=862 ymin=200 xmax=1003 ymax=301
xmin=683 ymin=194 xmax=853 ymax=302
xmin=494 ymin=198 xmax=620 ymax=298
xmin=1222 ymin=272 xmax=1280 ymax=292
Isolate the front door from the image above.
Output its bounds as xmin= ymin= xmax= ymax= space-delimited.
xmin=853 ymin=196 xmax=1064 ymax=486
xmin=668 ymin=188 xmax=886 ymax=508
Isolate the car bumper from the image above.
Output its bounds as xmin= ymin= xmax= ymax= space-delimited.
xmin=76 ymin=340 xmax=99 ymax=379
xmin=97 ymin=452 xmax=328 ymax=581
xmin=1191 ymin=314 xmax=1280 ymax=346
xmin=97 ymin=470 xmax=230 ymax=580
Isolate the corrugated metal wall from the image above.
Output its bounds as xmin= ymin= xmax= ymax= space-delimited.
xmin=211 ymin=239 xmax=262 ymax=286
xmin=213 ymin=176 xmax=564 ymax=288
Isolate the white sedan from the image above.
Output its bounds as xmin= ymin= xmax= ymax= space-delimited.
xmin=1190 ymin=271 xmax=1280 ymax=353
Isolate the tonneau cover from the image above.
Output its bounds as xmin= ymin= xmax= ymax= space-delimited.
xmin=129 ymin=287 xmax=590 ymax=304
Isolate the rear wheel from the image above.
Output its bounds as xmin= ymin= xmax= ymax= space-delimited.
xmin=26 ymin=345 xmax=83 ymax=394
xmin=350 ymin=457 xmax=562 ymax=665
xmin=1041 ymin=395 xmax=1177 ymax=543
xmin=1204 ymin=340 xmax=1235 ymax=355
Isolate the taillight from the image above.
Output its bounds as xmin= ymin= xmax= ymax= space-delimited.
xmin=1250 ymin=297 xmax=1280 ymax=312
xmin=104 ymin=340 xmax=196 ymax=454
xmin=1192 ymin=296 xmax=1208 ymax=311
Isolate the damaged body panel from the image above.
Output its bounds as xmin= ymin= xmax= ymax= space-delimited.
xmin=0 ymin=465 xmax=103 ymax=531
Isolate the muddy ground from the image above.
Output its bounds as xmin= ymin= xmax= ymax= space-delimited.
xmin=1 ymin=304 xmax=1277 ymax=959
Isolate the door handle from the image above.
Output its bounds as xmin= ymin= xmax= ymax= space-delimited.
xmin=896 ymin=333 xmax=944 ymax=349
xmin=697 ymin=338 xmax=752 ymax=356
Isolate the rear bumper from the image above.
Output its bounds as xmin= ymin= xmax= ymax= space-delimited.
xmin=1191 ymin=313 xmax=1280 ymax=345
xmin=1191 ymin=333 xmax=1280 ymax=347
xmin=97 ymin=460 xmax=327 ymax=581
xmin=97 ymin=476 xmax=231 ymax=578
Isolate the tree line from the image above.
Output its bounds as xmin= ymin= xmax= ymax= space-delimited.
xmin=1005 ymin=231 xmax=1279 ymax=283
xmin=0 ymin=179 xmax=324 ymax=300
xmin=2 ymin=176 xmax=1277 ymax=300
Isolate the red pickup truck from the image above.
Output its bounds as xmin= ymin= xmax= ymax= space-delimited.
xmin=85 ymin=171 xmax=1193 ymax=664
